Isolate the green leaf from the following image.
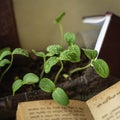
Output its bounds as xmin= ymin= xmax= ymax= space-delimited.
xmin=32 ymin=49 xmax=46 ymax=58
xmin=54 ymin=12 xmax=66 ymax=23
xmin=0 ymin=47 xmax=11 ymax=56
xmin=64 ymin=32 xmax=76 ymax=45
xmin=0 ymin=50 xmax=11 ymax=60
xmin=22 ymin=73 xmax=39 ymax=85
xmin=46 ymin=52 xmax=54 ymax=57
xmin=12 ymin=48 xmax=29 ymax=57
xmin=82 ymin=48 xmax=98 ymax=60
xmin=0 ymin=59 xmax=11 ymax=67
xmin=39 ymin=78 xmax=56 ymax=93
xmin=47 ymin=45 xmax=63 ymax=55
xmin=92 ymin=59 xmax=109 ymax=78
xmin=52 ymin=87 xmax=69 ymax=106
xmin=44 ymin=57 xmax=59 ymax=73
xmin=60 ymin=45 xmax=80 ymax=63
xmin=12 ymin=79 xmax=23 ymax=95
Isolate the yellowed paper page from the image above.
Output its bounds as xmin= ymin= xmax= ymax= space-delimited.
xmin=87 ymin=81 xmax=120 ymax=120
xmin=16 ymin=99 xmax=93 ymax=120
xmin=16 ymin=108 xmax=22 ymax=120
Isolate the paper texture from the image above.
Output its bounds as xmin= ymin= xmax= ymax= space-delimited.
xmin=17 ymin=81 xmax=120 ymax=120
xmin=17 ymin=100 xmax=93 ymax=120
xmin=87 ymin=81 xmax=120 ymax=120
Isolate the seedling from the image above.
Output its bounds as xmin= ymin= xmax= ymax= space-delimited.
xmin=0 ymin=48 xmax=29 ymax=82
xmin=12 ymin=12 xmax=109 ymax=106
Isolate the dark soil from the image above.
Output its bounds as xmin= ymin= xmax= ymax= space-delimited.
xmin=0 ymin=52 xmax=119 ymax=120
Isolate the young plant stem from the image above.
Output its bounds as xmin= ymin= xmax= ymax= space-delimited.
xmin=40 ymin=57 xmax=46 ymax=79
xmin=0 ymin=54 xmax=13 ymax=82
xmin=59 ymin=23 xmax=64 ymax=45
xmin=54 ymin=60 xmax=63 ymax=84
xmin=69 ymin=61 xmax=92 ymax=75
xmin=40 ymin=65 xmax=45 ymax=79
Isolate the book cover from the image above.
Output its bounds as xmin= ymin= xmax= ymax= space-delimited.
xmin=83 ymin=12 xmax=120 ymax=78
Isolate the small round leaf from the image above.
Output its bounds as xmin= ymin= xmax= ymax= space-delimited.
xmin=64 ymin=32 xmax=75 ymax=45
xmin=12 ymin=79 xmax=22 ymax=95
xmin=52 ymin=87 xmax=69 ymax=106
xmin=39 ymin=78 xmax=56 ymax=93
xmin=22 ymin=73 xmax=39 ymax=85
xmin=47 ymin=45 xmax=63 ymax=55
xmin=92 ymin=59 xmax=109 ymax=78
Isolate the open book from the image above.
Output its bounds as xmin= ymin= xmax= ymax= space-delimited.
xmin=82 ymin=12 xmax=120 ymax=78
xmin=17 ymin=80 xmax=120 ymax=120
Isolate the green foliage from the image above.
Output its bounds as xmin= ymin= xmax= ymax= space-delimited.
xmin=44 ymin=57 xmax=59 ymax=73
xmin=40 ymin=78 xmax=69 ymax=106
xmin=0 ymin=59 xmax=11 ymax=67
xmin=22 ymin=73 xmax=39 ymax=85
xmin=69 ymin=48 xmax=109 ymax=78
xmin=52 ymin=87 xmax=69 ymax=106
xmin=92 ymin=59 xmax=109 ymax=78
xmin=12 ymin=79 xmax=23 ymax=96
xmin=64 ymin=32 xmax=76 ymax=45
xmin=82 ymin=48 xmax=98 ymax=60
xmin=47 ymin=45 xmax=63 ymax=55
xmin=10 ymin=12 xmax=110 ymax=106
xmin=0 ymin=48 xmax=29 ymax=82
xmin=12 ymin=73 xmax=39 ymax=95
xmin=12 ymin=48 xmax=29 ymax=57
xmin=39 ymin=78 xmax=55 ymax=93
xmin=60 ymin=45 xmax=80 ymax=63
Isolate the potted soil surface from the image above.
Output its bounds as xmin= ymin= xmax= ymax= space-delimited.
xmin=0 ymin=12 xmax=119 ymax=120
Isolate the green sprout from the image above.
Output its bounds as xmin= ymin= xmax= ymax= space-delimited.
xmin=0 ymin=48 xmax=29 ymax=82
xmin=12 ymin=12 xmax=109 ymax=106
xmin=54 ymin=12 xmax=65 ymax=45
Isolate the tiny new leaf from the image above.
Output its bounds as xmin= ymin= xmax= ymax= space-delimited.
xmin=60 ymin=45 xmax=80 ymax=63
xmin=54 ymin=12 xmax=66 ymax=23
xmin=64 ymin=32 xmax=76 ymax=45
xmin=47 ymin=45 xmax=63 ymax=55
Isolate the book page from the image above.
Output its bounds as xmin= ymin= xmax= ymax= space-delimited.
xmin=87 ymin=81 xmax=120 ymax=120
xmin=16 ymin=99 xmax=93 ymax=120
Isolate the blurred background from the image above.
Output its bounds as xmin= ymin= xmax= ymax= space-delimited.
xmin=13 ymin=0 xmax=120 ymax=50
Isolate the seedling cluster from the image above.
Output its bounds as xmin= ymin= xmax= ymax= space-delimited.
xmin=0 ymin=12 xmax=109 ymax=106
